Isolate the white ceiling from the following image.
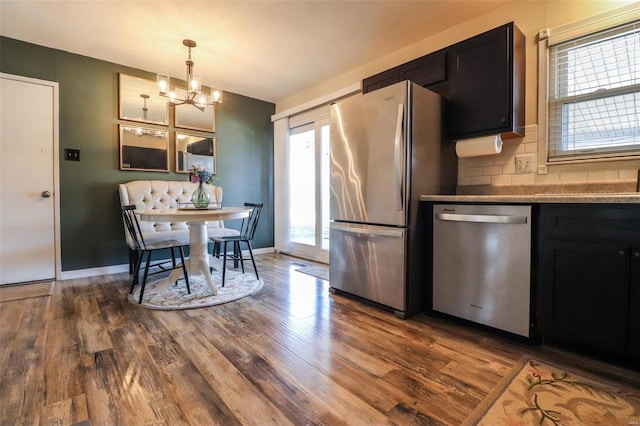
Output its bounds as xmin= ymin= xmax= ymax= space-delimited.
xmin=0 ymin=1 xmax=509 ymax=104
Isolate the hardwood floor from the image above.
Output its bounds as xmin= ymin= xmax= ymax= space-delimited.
xmin=1 ymin=253 xmax=639 ymax=425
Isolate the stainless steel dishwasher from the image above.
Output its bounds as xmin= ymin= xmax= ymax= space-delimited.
xmin=432 ymin=204 xmax=532 ymax=337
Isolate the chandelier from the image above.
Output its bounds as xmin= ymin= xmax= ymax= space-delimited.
xmin=157 ymin=39 xmax=222 ymax=111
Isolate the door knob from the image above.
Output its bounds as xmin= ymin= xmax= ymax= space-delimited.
xmin=41 ymin=191 xmax=51 ymax=198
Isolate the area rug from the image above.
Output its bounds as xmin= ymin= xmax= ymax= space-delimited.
xmin=129 ymin=267 xmax=263 ymax=310
xmin=463 ymin=356 xmax=640 ymax=425
xmin=295 ymin=265 xmax=329 ymax=281
xmin=0 ymin=281 xmax=54 ymax=302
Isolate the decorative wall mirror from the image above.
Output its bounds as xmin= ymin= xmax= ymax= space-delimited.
xmin=119 ymin=125 xmax=169 ymax=172
xmin=174 ymin=103 xmax=216 ymax=132
xmin=119 ymin=74 xmax=168 ymax=125
xmin=175 ymin=132 xmax=216 ymax=174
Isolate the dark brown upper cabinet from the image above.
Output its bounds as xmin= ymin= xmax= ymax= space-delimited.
xmin=362 ymin=49 xmax=446 ymax=95
xmin=362 ymin=68 xmax=401 ymax=94
xmin=447 ymin=23 xmax=525 ymax=140
xmin=362 ymin=22 xmax=525 ymax=140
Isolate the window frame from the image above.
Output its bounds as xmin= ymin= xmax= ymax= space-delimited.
xmin=538 ymin=4 xmax=640 ymax=168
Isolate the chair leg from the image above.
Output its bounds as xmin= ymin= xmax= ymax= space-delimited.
xmin=130 ymin=250 xmax=143 ymax=294
xmin=177 ymin=247 xmax=190 ymax=294
xmin=235 ymin=241 xmax=245 ymax=273
xmin=209 ymin=242 xmax=216 ymax=273
xmin=221 ymin=241 xmax=228 ymax=287
xmin=246 ymin=240 xmax=259 ymax=280
xmin=129 ymin=249 xmax=134 ymax=274
xmin=171 ymin=249 xmax=177 ymax=268
xmin=233 ymin=242 xmax=239 ymax=269
xmin=139 ymin=251 xmax=153 ymax=304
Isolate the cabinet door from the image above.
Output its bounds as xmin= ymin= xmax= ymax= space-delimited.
xmin=399 ymin=50 xmax=446 ymax=88
xmin=362 ymin=68 xmax=400 ymax=94
xmin=543 ymin=240 xmax=630 ymax=357
xmin=447 ymin=23 xmax=518 ymax=139
xmin=629 ymin=246 xmax=640 ymax=360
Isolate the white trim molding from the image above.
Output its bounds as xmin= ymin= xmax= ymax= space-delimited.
xmin=59 ymin=247 xmax=276 ymax=280
xmin=271 ymin=82 xmax=361 ymax=122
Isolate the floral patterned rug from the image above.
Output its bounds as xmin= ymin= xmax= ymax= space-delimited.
xmin=463 ymin=357 xmax=640 ymax=425
xmin=128 ymin=266 xmax=263 ymax=310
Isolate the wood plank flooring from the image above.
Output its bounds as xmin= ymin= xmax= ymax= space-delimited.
xmin=1 ymin=253 xmax=639 ymax=425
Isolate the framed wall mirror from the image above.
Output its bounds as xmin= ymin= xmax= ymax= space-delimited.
xmin=119 ymin=74 xmax=168 ymax=126
xmin=119 ymin=125 xmax=169 ymax=172
xmin=175 ymin=132 xmax=216 ymax=175
xmin=175 ymin=103 xmax=216 ymax=132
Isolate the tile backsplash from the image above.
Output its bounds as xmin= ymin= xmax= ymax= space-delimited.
xmin=457 ymin=124 xmax=639 ymax=187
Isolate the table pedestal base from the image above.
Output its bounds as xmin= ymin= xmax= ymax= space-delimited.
xmin=155 ymin=222 xmax=218 ymax=295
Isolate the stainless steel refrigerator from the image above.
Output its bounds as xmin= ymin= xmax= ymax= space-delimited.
xmin=329 ymin=80 xmax=457 ymax=318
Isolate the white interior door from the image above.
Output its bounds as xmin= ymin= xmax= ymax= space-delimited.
xmin=0 ymin=74 xmax=59 ymax=285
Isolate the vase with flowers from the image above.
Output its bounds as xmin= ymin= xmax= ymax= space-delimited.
xmin=187 ymin=164 xmax=215 ymax=209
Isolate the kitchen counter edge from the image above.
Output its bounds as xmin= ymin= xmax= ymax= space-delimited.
xmin=419 ymin=193 xmax=640 ymax=203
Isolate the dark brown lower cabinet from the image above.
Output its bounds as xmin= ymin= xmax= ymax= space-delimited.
xmin=629 ymin=248 xmax=640 ymax=359
xmin=538 ymin=205 xmax=640 ymax=366
xmin=540 ymin=240 xmax=630 ymax=356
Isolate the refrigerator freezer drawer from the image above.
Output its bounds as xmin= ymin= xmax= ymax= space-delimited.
xmin=329 ymin=222 xmax=407 ymax=311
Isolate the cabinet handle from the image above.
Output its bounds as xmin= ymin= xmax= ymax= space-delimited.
xmin=500 ymin=118 xmax=507 ymax=124
xmin=618 ymin=250 xmax=627 ymax=256
xmin=633 ymin=252 xmax=640 ymax=258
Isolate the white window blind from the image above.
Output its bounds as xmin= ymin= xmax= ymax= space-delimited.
xmin=548 ymin=20 xmax=640 ymax=161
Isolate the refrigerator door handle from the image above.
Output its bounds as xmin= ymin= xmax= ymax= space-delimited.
xmin=331 ymin=223 xmax=404 ymax=238
xmin=436 ymin=212 xmax=528 ymax=224
xmin=394 ymin=103 xmax=404 ymax=211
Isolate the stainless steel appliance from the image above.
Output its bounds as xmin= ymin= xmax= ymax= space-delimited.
xmin=432 ymin=204 xmax=532 ymax=337
xmin=329 ymin=81 xmax=457 ymax=317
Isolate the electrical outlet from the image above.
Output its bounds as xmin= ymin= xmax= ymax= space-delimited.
xmin=515 ymin=154 xmax=532 ymax=173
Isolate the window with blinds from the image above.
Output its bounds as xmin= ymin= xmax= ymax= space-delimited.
xmin=548 ymin=20 xmax=640 ymax=161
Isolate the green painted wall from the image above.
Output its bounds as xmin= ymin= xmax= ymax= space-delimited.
xmin=1 ymin=37 xmax=275 ymax=272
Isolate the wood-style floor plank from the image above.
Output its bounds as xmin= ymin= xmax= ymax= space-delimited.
xmin=1 ymin=252 xmax=639 ymax=425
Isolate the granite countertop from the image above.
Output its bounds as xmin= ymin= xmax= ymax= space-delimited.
xmin=420 ymin=193 xmax=640 ymax=204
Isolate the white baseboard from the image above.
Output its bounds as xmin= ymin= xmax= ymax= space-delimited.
xmin=60 ymin=264 xmax=130 ymax=280
xmin=59 ymin=246 xmax=275 ymax=280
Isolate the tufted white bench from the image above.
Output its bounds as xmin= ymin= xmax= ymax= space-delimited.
xmin=118 ymin=180 xmax=240 ymax=267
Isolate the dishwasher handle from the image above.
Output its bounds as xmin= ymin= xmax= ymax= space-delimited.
xmin=436 ymin=212 xmax=528 ymax=224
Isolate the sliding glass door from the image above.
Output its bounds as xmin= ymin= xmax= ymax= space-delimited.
xmin=286 ymin=119 xmax=329 ymax=262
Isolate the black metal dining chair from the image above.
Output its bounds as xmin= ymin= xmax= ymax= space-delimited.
xmin=210 ymin=203 xmax=263 ymax=287
xmin=121 ymin=205 xmax=190 ymax=303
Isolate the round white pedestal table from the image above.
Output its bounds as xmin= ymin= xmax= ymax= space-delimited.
xmin=139 ymin=207 xmax=251 ymax=295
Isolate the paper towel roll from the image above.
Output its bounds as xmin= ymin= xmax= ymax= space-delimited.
xmin=455 ymin=135 xmax=503 ymax=158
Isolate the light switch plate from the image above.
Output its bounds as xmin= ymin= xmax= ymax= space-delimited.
xmin=65 ymin=148 xmax=80 ymax=161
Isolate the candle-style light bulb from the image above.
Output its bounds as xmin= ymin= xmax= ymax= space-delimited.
xmin=210 ymin=89 xmax=222 ymax=104
xmin=157 ymin=74 xmax=170 ymax=95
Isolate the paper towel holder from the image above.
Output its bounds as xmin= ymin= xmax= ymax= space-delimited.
xmin=455 ymin=134 xmax=503 ymax=158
